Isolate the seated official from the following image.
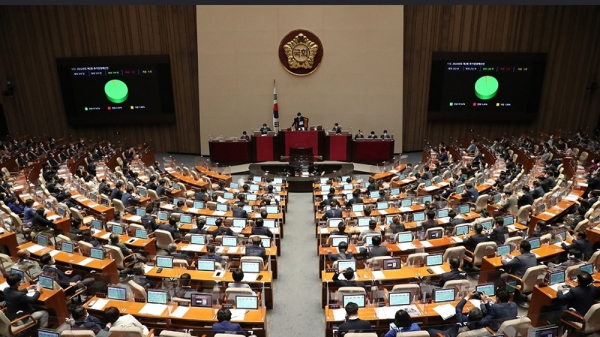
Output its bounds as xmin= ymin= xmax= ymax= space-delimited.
xmin=366 ymin=235 xmax=388 ymax=258
xmin=140 ymin=205 xmax=159 ymax=232
xmin=235 ymin=194 xmax=248 ymax=207
xmin=228 ymin=269 xmax=256 ymax=292
xmin=354 ymin=129 xmax=365 ymax=139
xmin=144 ymin=175 xmax=158 ymax=191
xmin=558 ymin=230 xmax=592 ymax=259
xmin=104 ymin=306 xmax=149 ymax=336
xmin=384 ymin=309 xmax=421 ymax=336
xmin=480 ymin=288 xmax=517 ymax=331
xmin=366 ymin=177 xmax=378 ymax=192
xmin=171 ymin=200 xmax=185 ymax=214
xmin=433 ymin=257 xmax=466 ymax=288
xmin=212 ymin=218 xmax=233 ymax=238
xmin=464 ymin=223 xmax=488 ymax=253
xmin=98 ymin=178 xmax=112 ymax=196
xmin=245 ymin=236 xmax=266 ymax=259
xmin=332 ymin=267 xmax=363 ymax=287
xmin=387 ymin=215 xmax=406 ymax=234
xmin=331 ymin=222 xmax=351 ymax=237
xmin=358 ymin=220 xmax=381 ymax=241
xmin=70 ymin=219 xmax=100 ymax=247
xmin=328 ymin=241 xmax=354 ymax=261
xmin=109 ymin=233 xmax=147 ymax=263
xmin=121 ymin=186 xmax=140 ymax=208
xmin=31 ymin=208 xmax=55 ymax=231
xmin=6 ymin=197 xmax=23 ymax=215
xmin=367 ymin=131 xmax=377 ymax=139
xmin=195 ymin=186 xmax=209 ymax=202
xmin=338 ymin=302 xmax=371 ymax=337
xmin=158 ymin=217 xmax=182 ymax=239
xmin=156 ymin=178 xmax=171 ymax=198
xmin=320 ymin=193 xmax=335 ymax=208
xmin=501 ymin=240 xmax=536 ymax=279
xmin=427 ymin=290 xmax=492 ymax=337
xmin=259 ymin=123 xmax=271 ymax=135
xmin=547 ymin=249 xmax=582 ymax=272
xmin=292 ymin=112 xmax=307 ymax=130
xmin=16 ymin=249 xmax=43 ymax=278
xmin=421 ymin=210 xmax=438 ymax=231
xmin=381 ymin=130 xmax=391 ymax=139
xmin=557 ymin=272 xmax=599 ymax=316
xmin=528 ymin=220 xmax=549 ymax=238
xmin=132 ymin=262 xmax=155 ymax=289
xmin=345 ymin=189 xmax=364 ymax=207
xmin=172 ymin=273 xmax=195 ymax=299
xmin=240 ymin=131 xmax=250 ymax=141
xmin=231 ymin=204 xmax=247 ymax=218
xmin=40 ymin=253 xmax=94 ymax=293
xmin=110 ymin=182 xmax=124 ymax=201
xmin=4 ymin=273 xmax=49 ymax=328
xmin=517 ymin=185 xmax=533 ymax=207
xmin=212 ymin=308 xmax=246 ymax=335
xmin=322 ymin=200 xmax=343 ymax=220
xmin=72 ymin=306 xmax=106 ymax=332
xmin=376 ymin=190 xmax=390 ymax=202
xmin=446 ymin=210 xmax=465 ymax=230
xmin=167 ymin=242 xmax=188 ymax=259
xmin=460 ymin=182 xmax=479 ymax=203
xmin=200 ymin=243 xmax=223 ymax=262
xmin=488 ymin=216 xmax=508 ymax=244
xmin=23 ymin=199 xmax=37 ymax=225
xmin=251 ymin=218 xmax=273 ymax=238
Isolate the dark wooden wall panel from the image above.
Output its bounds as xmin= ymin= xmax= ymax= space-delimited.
xmin=0 ymin=5 xmax=200 ymax=154
xmin=404 ymin=5 xmax=600 ymax=152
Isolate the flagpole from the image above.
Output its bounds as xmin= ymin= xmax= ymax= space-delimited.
xmin=273 ymin=79 xmax=279 ymax=133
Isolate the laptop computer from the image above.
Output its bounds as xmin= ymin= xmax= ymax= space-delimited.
xmin=331 ymin=236 xmax=348 ymax=247
xmin=549 ymin=271 xmax=565 ymax=286
xmin=337 ymin=260 xmax=356 ymax=273
xmin=433 ymin=288 xmax=455 ymax=303
xmin=389 ymin=292 xmax=411 ymax=306
xmin=503 ymin=215 xmax=515 ymax=226
xmin=222 ymin=236 xmax=238 ymax=247
xmin=135 ymin=229 xmax=148 ymax=239
xmin=197 ymin=259 xmax=216 ymax=271
xmin=352 ymin=204 xmax=364 ymax=212
xmin=156 ymin=256 xmax=174 ymax=268
xmin=236 ymin=296 xmax=259 ymax=309
xmin=157 ymin=211 xmax=169 ymax=221
xmin=136 ymin=208 xmax=146 ymax=217
xmin=476 ymin=283 xmax=495 ymax=297
xmin=61 ymin=242 xmax=74 ymax=254
xmin=180 ymin=214 xmax=193 ymax=224
xmin=413 ymin=212 xmax=425 ymax=222
xmin=266 ymin=205 xmax=278 ymax=214
xmin=421 ymin=195 xmax=433 ymax=204
xmin=383 ymin=258 xmax=401 ymax=270
xmin=458 ymin=205 xmax=470 ymax=214
xmin=193 ymin=201 xmax=204 ymax=209
xmin=38 ymin=275 xmax=54 ymax=290
xmin=190 ymin=293 xmax=213 ymax=308
xmin=481 ymin=220 xmax=493 ymax=230
xmin=437 ymin=209 xmax=449 ymax=218
xmin=427 ymin=229 xmax=443 ymax=240
xmin=426 ymin=254 xmax=443 ymax=266
xmin=90 ymin=219 xmax=103 ymax=231
xmin=397 ymin=232 xmax=413 ymax=243
xmin=90 ymin=248 xmax=105 ymax=260
xmin=216 ymin=203 xmax=228 ymax=212
xmin=497 ymin=244 xmax=511 ymax=257
xmin=401 ymin=199 xmax=412 ymax=207
xmin=112 ymin=224 xmax=124 ymax=235
xmin=241 ymin=261 xmax=261 ymax=273
xmin=190 ymin=234 xmax=206 ymax=245
xmin=342 ymin=294 xmax=365 ymax=308
xmin=37 ymin=235 xmax=49 ymax=247
xmin=107 ymin=286 xmax=127 ymax=301
xmin=579 ymin=263 xmax=594 ymax=275
xmin=528 ymin=238 xmax=541 ymax=250
xmin=455 ymin=224 xmax=470 ymax=236
xmin=357 ymin=217 xmax=370 ymax=227
xmin=147 ymin=289 xmax=168 ymax=305
xmin=38 ymin=330 xmax=59 ymax=337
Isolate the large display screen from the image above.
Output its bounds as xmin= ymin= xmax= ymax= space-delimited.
xmin=428 ymin=52 xmax=546 ymax=122
xmin=56 ymin=55 xmax=176 ymax=126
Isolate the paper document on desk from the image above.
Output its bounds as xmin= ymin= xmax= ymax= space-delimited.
xmin=554 ymin=242 xmax=564 ymax=248
xmin=507 ymin=225 xmax=517 ymax=231
xmin=320 ymin=228 xmax=329 ymax=234
xmin=186 ymin=208 xmax=198 ymax=213
xmin=212 ymin=211 xmax=226 ymax=216
xmin=0 ymin=282 xmax=8 ymax=291
xmin=336 ymin=273 xmax=358 ymax=281
xmin=371 ymin=271 xmax=385 ymax=280
xmin=89 ymin=298 xmax=109 ymax=311
xmin=128 ymin=216 xmax=141 ymax=222
xmin=138 ymin=303 xmax=167 ymax=315
xmin=78 ymin=258 xmax=94 ymax=266
xmin=541 ymin=212 xmax=556 ymax=217
xmin=431 ymin=266 xmax=446 ymax=275
xmin=564 ymin=194 xmax=579 ymax=202
xmin=47 ymin=215 xmax=60 ymax=221
xmin=438 ymin=182 xmax=449 ymax=187
xmin=433 ymin=303 xmax=456 ymax=320
xmin=242 ymin=273 xmax=258 ymax=282
xmin=27 ymin=290 xmax=36 ymax=297
xmin=332 ymin=308 xmax=347 ymax=321
xmin=390 ymin=170 xmax=398 ymax=174
xmin=451 ymin=236 xmax=463 ymax=243
xmin=229 ymin=309 xmax=247 ymax=321
xmin=230 ymin=227 xmax=243 ymax=234
xmin=101 ymin=233 xmax=111 ymax=239
xmin=378 ymin=210 xmax=388 ymax=215
xmin=171 ymin=306 xmax=189 ymax=318
xmin=438 ymin=217 xmax=450 ymax=223
xmin=217 ymin=197 xmax=227 ymax=204
xmin=144 ymin=265 xmax=154 ymax=274
xmin=401 ymin=179 xmax=413 ymax=184
xmin=420 ymin=241 xmax=433 ymax=248
xmin=181 ymin=244 xmax=204 ymax=252
xmin=399 ymin=207 xmax=413 ymax=213
xmin=469 ymin=299 xmax=481 ymax=308
xmin=88 ymin=203 xmax=100 ymax=208
xmin=398 ymin=243 xmax=416 ymax=251
xmin=162 ymin=204 xmax=175 ymax=210
xmin=354 ymin=212 xmax=363 ymax=217
xmin=549 ymin=284 xmax=569 ymax=294
xmin=26 ymin=244 xmax=45 ymax=253
xmin=228 ymin=247 xmax=240 ymax=254
xmin=424 ymin=186 xmax=438 ymax=191
xmin=49 ymin=250 xmax=60 ymax=257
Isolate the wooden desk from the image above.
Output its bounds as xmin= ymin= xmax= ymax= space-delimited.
xmin=18 ymin=241 xmax=120 ymax=284
xmin=160 ymin=204 xmax=286 ymax=225
xmin=370 ymin=165 xmax=407 ymax=182
xmin=0 ymin=231 xmax=19 ymax=256
xmin=352 ymin=139 xmax=394 ymax=164
xmin=586 ymin=226 xmax=600 ymax=245
xmin=195 ymin=166 xmax=232 ymax=185
xmin=69 ymin=189 xmax=116 ymax=221
xmin=182 ymin=223 xmax=284 ymax=249
xmin=320 ymin=264 xmax=451 ymax=307
xmin=144 ymin=268 xmax=275 ymax=309
xmin=92 ymin=230 xmax=157 ymax=256
xmin=164 ymin=167 xmax=208 ymax=190
xmin=529 ymin=200 xmax=577 ymax=234
xmin=84 ymin=297 xmax=268 ymax=337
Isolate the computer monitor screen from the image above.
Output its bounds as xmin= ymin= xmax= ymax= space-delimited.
xmin=341 ymin=176 xmax=350 ymax=182
xmin=38 ymin=330 xmax=59 ymax=337
xmin=413 ymin=212 xmax=425 ymax=222
xmin=433 ymin=288 xmax=455 ymax=303
xmin=528 ymin=238 xmax=541 ymax=250
xmin=241 ymin=261 xmax=260 ymax=273
xmin=426 ymin=254 xmax=443 ymax=266
xmin=331 ymin=236 xmax=348 ymax=247
xmin=252 ymin=176 xmax=262 ymax=183
xmin=10 ymin=268 xmax=24 ymax=278
xmin=193 ymin=201 xmax=204 ymax=209
xmin=37 ymin=235 xmax=48 ymax=247
xmin=156 ymin=256 xmax=174 ymax=268
xmin=45 ymin=200 xmax=53 ymax=210
xmin=478 ymin=177 xmax=485 ymax=185
xmin=190 ymin=293 xmax=213 ymax=308
xmin=135 ymin=229 xmax=148 ymax=239
xmin=352 ymin=204 xmax=364 ymax=212
xmin=342 ymin=294 xmax=365 ymax=308
xmin=206 ymin=217 xmax=217 ymax=226
xmin=38 ymin=275 xmax=54 ymax=290
xmin=538 ymin=203 xmax=546 ymax=214
xmin=263 ymin=219 xmax=276 ymax=228
xmin=377 ymin=202 xmax=388 ymax=210
xmin=224 ymin=192 xmax=234 ymax=199
xmin=504 ymin=216 xmax=515 ymax=226
xmin=391 ymin=188 xmax=400 ymax=195
xmin=62 ymin=242 xmax=74 ymax=254
xmin=555 ymin=230 xmax=567 ymax=241
xmin=266 ymin=206 xmax=278 ymax=214
xmin=261 ymin=238 xmax=271 ymax=248
xmin=422 ymin=195 xmax=433 ymax=204
xmin=455 ymin=224 xmax=470 ymax=236
xmin=233 ymin=219 xmax=246 ymax=228
xmin=580 ymin=263 xmax=594 ymax=275
xmin=190 ymin=234 xmax=206 ymax=245
xmin=90 ymin=248 xmax=105 ymax=260
xmin=389 ymin=292 xmax=411 ymax=306
xmin=91 ymin=219 xmax=102 ymax=230
xmin=180 ymin=214 xmax=192 ymax=224
xmin=497 ymin=245 xmax=511 ymax=257
xmin=158 ymin=211 xmax=169 ymax=221
xmin=549 ymin=271 xmax=565 ymax=285
xmin=107 ymin=286 xmax=127 ymax=301
xmin=246 ymin=194 xmax=257 ymax=201
xmin=427 ymin=229 xmax=443 ymax=240
xmin=243 ymin=205 xmax=253 ymax=212
xmin=456 ymin=185 xmax=464 ymax=194
xmin=357 ymin=218 xmax=370 ymax=227
xmin=216 ymin=203 xmax=228 ymax=212
xmin=365 ymin=235 xmax=378 ymax=246
xmin=320 ymin=177 xmax=329 ymax=184
xmin=437 ymin=209 xmax=449 ymax=218
xmin=236 ymin=296 xmax=259 ymax=310
xmin=101 ymin=198 xmax=109 ymax=206
xmin=425 ymin=180 xmax=432 ymax=187
xmin=493 ymin=194 xmax=502 ymax=203
xmin=112 ymin=224 xmax=124 ymax=235
xmin=222 ymin=236 xmax=238 ymax=247
xmin=370 ymin=191 xmax=380 ymax=199
xmin=476 ymin=283 xmax=495 ymax=297
xmin=57 ymin=207 xmax=65 ymax=217
xmin=230 ymin=182 xmax=239 ymax=189
xmin=274 ymin=177 xmax=283 ymax=184
xmin=481 ymin=220 xmax=493 ymax=230
xmin=534 ymin=326 xmax=559 ymax=337
xmin=250 ymin=184 xmax=259 ymax=191
xmin=397 ymin=232 xmax=413 ymax=243
xmin=343 ymin=184 xmax=353 ymax=191
xmin=399 ymin=174 xmax=406 ymax=180
xmin=459 ymin=205 xmax=470 ymax=214
xmin=386 ymin=215 xmax=395 ymax=225
xmin=172 ymin=182 xmax=179 ymax=190
xmin=136 ymin=208 xmax=146 ymax=217
xmin=383 ymin=258 xmax=401 ymax=270
xmin=337 ymin=260 xmax=356 ymax=272
xmin=401 ymin=199 xmax=412 ymax=207
xmin=172 ymin=198 xmax=180 ymax=206
xmin=197 ymin=259 xmax=215 ymax=271
xmin=147 ymin=290 xmax=168 ymax=305
xmin=138 ymin=189 xmax=146 ymax=197
xmin=345 ymin=193 xmax=353 ymax=200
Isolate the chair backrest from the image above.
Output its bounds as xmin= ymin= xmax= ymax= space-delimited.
xmin=240 ymin=256 xmax=264 ymax=271
xmin=61 ymin=330 xmax=96 ymax=337
xmin=128 ymin=280 xmax=147 ymax=301
xmin=154 ymin=229 xmax=174 ymax=250
xmin=496 ymin=317 xmax=532 ymax=335
xmin=390 ymin=284 xmax=420 ymax=299
xmin=9 ymin=212 xmax=24 ymax=232
xmin=574 ymin=219 xmax=590 ymax=233
xmin=473 ymin=241 xmax=498 ymax=266
xmin=112 ymin=199 xmax=125 ymax=213
xmin=109 ymin=326 xmax=144 ymax=337
xmin=520 ymin=265 xmax=548 ymax=293
xmin=581 ymin=303 xmax=600 ymax=333
xmin=224 ymin=287 xmax=255 ymax=304
xmin=425 ymin=227 xmax=445 ymax=238
xmin=366 ymin=256 xmax=392 ymax=268
xmin=78 ymin=241 xmax=93 ymax=256
xmin=394 ymin=332 xmax=430 ymax=337
xmin=539 ymin=233 xmax=552 ymax=245
xmin=456 ymin=328 xmax=491 ymax=337
xmin=148 ymin=189 xmax=159 ymax=202
xmin=442 ymin=280 xmax=471 ymax=296
xmin=344 ymin=333 xmax=378 ymax=337
xmin=406 ymin=253 xmax=428 ymax=267
xmin=442 ymin=246 xmax=466 ymax=267
xmin=105 ymin=244 xmax=126 ymax=269
xmin=505 ymin=236 xmax=523 ymax=251
xmin=0 ymin=310 xmax=13 ymax=336
xmin=173 ymin=259 xmax=189 ymax=267
xmin=589 ymin=250 xmax=600 ymax=270
xmin=516 ymin=205 xmax=531 ymax=224
xmin=475 ymin=194 xmax=489 ymax=212
xmin=159 ymin=331 xmax=188 ymax=337
xmin=337 ymin=286 xmax=367 ymax=305
xmin=58 ymin=203 xmax=70 ymax=217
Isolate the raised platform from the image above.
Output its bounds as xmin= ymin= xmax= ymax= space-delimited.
xmin=248 ymin=162 xmax=354 ymax=192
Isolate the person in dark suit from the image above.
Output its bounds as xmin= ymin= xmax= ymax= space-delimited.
xmin=500 ymin=190 xmax=518 ymax=212
xmin=460 ymin=182 xmax=479 ymax=203
xmin=32 ymin=208 xmax=55 ymax=231
xmin=320 ymin=193 xmax=336 ymax=208
xmin=421 ymin=210 xmax=438 ymax=231
xmin=433 ymin=257 xmax=467 ymax=287
xmin=322 ymin=200 xmax=343 ymax=220
xmin=517 ymin=186 xmax=534 ymax=207
xmin=98 ymin=178 xmax=112 ymax=196
xmin=40 ymin=253 xmax=94 ymax=293
xmin=108 ymin=233 xmax=147 ymax=264
xmin=4 ymin=273 xmax=49 ymax=328
xmin=259 ymin=123 xmax=271 ymax=135
xmin=140 ymin=205 xmax=158 ymax=232
xmin=531 ymin=181 xmax=544 ymax=199
xmin=464 ymin=223 xmax=489 ymax=253
xmin=480 ymin=288 xmax=518 ymax=332
xmin=380 ymin=130 xmax=391 ymax=139
xmin=376 ymin=190 xmax=390 ymax=202
xmin=366 ymin=177 xmax=378 ymax=192
xmin=354 ymin=130 xmax=365 ymax=140
xmin=367 ymin=236 xmax=388 ymax=258
xmin=167 ymin=243 xmax=189 ymax=260
xmin=345 ymin=189 xmax=364 ymax=207
xmin=488 ymin=217 xmax=508 ymax=244
xmin=240 ymin=131 xmax=250 ymax=141
xmin=200 ymin=244 xmax=223 ymax=262
xmin=212 ymin=218 xmax=233 ymax=238
xmin=87 ymin=160 xmax=97 ymax=176
xmin=586 ymin=171 xmax=600 ymax=195
xmin=560 ymin=230 xmax=593 ymax=260
xmin=72 ymin=306 xmax=106 ymax=332
xmin=557 ymin=272 xmax=598 ymax=316
xmin=333 ymin=268 xmax=363 ymax=287
xmin=145 ymin=175 xmax=158 ymax=191
xmin=132 ymin=262 xmax=155 ymax=289
xmin=501 ymin=240 xmax=537 ymax=279
xmin=367 ymin=131 xmax=377 ymax=139
xmin=331 ymin=222 xmax=351 ymax=237
xmin=447 ymin=210 xmax=465 ymax=231
xmin=292 ymin=112 xmax=307 ymax=130
xmin=110 ymin=181 xmax=124 ymax=201
xmin=158 ymin=217 xmax=181 ymax=239
xmin=212 ymin=308 xmax=246 ymax=335
xmin=251 ymin=218 xmax=273 ymax=238
xmin=427 ymin=290 xmax=492 ymax=337
xmin=328 ymin=241 xmax=354 ymax=261
xmin=245 ymin=236 xmax=266 ymax=259
xmin=121 ymin=186 xmax=140 ymax=208
xmin=231 ymin=204 xmax=247 ymax=218
xmin=338 ymin=302 xmax=371 ymax=337
xmin=195 ymin=186 xmax=209 ymax=202
xmin=387 ymin=215 xmax=406 ymax=234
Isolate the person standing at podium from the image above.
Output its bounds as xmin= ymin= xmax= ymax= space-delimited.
xmin=260 ymin=123 xmax=271 ymax=135
xmin=292 ymin=112 xmax=307 ymax=130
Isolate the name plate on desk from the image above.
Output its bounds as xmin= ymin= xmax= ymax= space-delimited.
xmin=328 ymin=304 xmax=340 ymax=309
xmin=326 ymin=268 xmax=335 ymax=273
xmin=221 ymin=304 xmax=233 ymax=309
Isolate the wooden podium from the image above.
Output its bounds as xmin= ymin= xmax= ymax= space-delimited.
xmin=253 ymin=133 xmax=279 ymax=162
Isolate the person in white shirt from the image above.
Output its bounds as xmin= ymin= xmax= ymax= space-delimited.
xmin=104 ymin=306 xmax=149 ymax=336
xmin=228 ymin=269 xmax=255 ymax=292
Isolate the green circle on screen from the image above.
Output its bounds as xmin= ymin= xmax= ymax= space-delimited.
xmin=104 ymin=79 xmax=129 ymax=104
xmin=474 ymin=76 xmax=498 ymax=100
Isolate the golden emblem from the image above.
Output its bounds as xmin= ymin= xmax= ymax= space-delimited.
xmin=283 ymin=33 xmax=319 ymax=69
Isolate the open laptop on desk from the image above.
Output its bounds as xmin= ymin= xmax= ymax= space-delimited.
xmin=548 ymin=271 xmax=567 ymax=292
xmin=433 ymin=288 xmax=456 ymax=303
xmin=231 ymin=219 xmax=246 ymax=233
xmin=107 ymin=286 xmax=127 ymax=301
xmin=190 ymin=293 xmax=213 ymax=307
xmin=342 ymin=294 xmax=365 ymax=308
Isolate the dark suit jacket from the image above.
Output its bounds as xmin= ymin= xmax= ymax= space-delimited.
xmin=158 ymin=224 xmax=181 ymax=239
xmin=489 ymin=226 xmax=509 ymax=244
xmin=4 ymin=287 xmax=40 ymax=319
xmin=501 ymin=252 xmax=537 ymax=278
xmin=481 ymin=301 xmax=518 ymax=331
xmin=110 ymin=188 xmax=123 ymax=201
xmin=322 ymin=208 xmax=343 ymax=220
xmin=532 ymin=186 xmax=544 ymax=200
xmin=251 ymin=226 xmax=273 ymax=238
xmin=437 ymin=269 xmax=467 ymax=287
xmin=43 ymin=265 xmax=73 ymax=288
xmin=74 ymin=315 xmax=105 ymax=332
xmin=212 ymin=321 xmax=245 ymax=335
xmin=338 ymin=318 xmax=371 ymax=337
xmin=121 ymin=192 xmax=140 ymax=207
xmin=232 ymin=208 xmax=248 ymax=218
xmin=517 ymin=192 xmax=533 ymax=207
xmin=421 ymin=219 xmax=438 ymax=231
xmin=557 ymin=284 xmax=598 ymax=314
xmin=32 ymin=213 xmax=55 ymax=230
xmin=562 ymin=239 xmax=592 ymax=259
xmin=464 ymin=233 xmax=489 ymax=252
xmin=367 ymin=245 xmax=388 ymax=258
